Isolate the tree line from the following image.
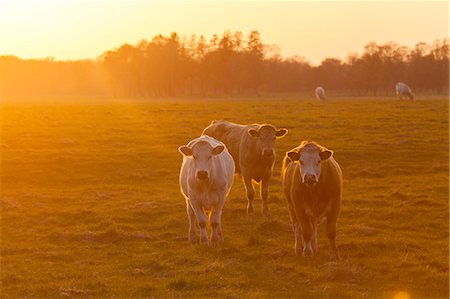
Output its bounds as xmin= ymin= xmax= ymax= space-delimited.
xmin=1 ymin=30 xmax=448 ymax=97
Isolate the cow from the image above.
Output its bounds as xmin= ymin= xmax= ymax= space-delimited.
xmin=178 ymin=135 xmax=235 ymax=244
xmin=315 ymin=86 xmax=326 ymax=102
xmin=395 ymin=82 xmax=415 ymax=100
xmin=281 ymin=141 xmax=342 ymax=260
xmin=203 ymin=120 xmax=288 ymax=216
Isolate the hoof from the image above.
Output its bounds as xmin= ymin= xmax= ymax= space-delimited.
xmin=330 ymin=251 xmax=340 ymax=261
xmin=246 ymin=206 xmax=254 ymax=215
xmin=303 ymin=247 xmax=314 ymax=259
xmin=200 ymin=236 xmax=209 ymax=244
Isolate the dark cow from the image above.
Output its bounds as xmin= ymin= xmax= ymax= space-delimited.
xmin=282 ymin=141 xmax=342 ymax=260
xmin=203 ymin=120 xmax=287 ymax=215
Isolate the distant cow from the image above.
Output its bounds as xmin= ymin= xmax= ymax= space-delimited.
xmin=396 ymin=82 xmax=415 ymax=100
xmin=282 ymin=141 xmax=343 ymax=260
xmin=203 ymin=120 xmax=288 ymax=216
xmin=178 ymin=135 xmax=235 ymax=244
xmin=315 ymin=87 xmax=326 ymax=101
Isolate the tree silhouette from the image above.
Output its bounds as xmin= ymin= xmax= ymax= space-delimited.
xmin=1 ymin=32 xmax=448 ymax=98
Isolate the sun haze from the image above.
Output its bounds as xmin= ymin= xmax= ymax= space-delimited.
xmin=0 ymin=1 xmax=447 ymax=65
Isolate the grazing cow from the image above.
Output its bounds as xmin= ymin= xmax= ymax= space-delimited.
xmin=396 ymin=82 xmax=415 ymax=100
xmin=315 ymin=86 xmax=326 ymax=101
xmin=203 ymin=120 xmax=288 ymax=216
xmin=178 ymin=135 xmax=235 ymax=244
xmin=281 ymin=141 xmax=342 ymax=260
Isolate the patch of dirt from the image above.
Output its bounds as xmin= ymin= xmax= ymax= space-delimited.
xmin=269 ymin=249 xmax=290 ymax=258
xmin=389 ymin=191 xmax=408 ymax=200
xmin=0 ymin=197 xmax=21 ymax=210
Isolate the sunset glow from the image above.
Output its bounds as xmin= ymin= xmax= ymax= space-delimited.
xmin=0 ymin=1 xmax=448 ymax=64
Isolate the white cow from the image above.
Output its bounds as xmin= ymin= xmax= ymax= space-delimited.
xmin=315 ymin=87 xmax=326 ymax=101
xmin=395 ymin=82 xmax=415 ymax=100
xmin=178 ymin=135 xmax=235 ymax=244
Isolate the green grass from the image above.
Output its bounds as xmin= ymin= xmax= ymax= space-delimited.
xmin=1 ymin=96 xmax=448 ymax=298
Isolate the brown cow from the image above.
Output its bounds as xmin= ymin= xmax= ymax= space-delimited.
xmin=203 ymin=120 xmax=288 ymax=215
xmin=281 ymin=141 xmax=342 ymax=260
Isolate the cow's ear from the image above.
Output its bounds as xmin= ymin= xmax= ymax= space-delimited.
xmin=248 ymin=128 xmax=260 ymax=137
xmin=212 ymin=145 xmax=224 ymax=155
xmin=276 ymin=128 xmax=288 ymax=138
xmin=287 ymin=151 xmax=300 ymax=161
xmin=320 ymin=149 xmax=333 ymax=160
xmin=178 ymin=145 xmax=192 ymax=156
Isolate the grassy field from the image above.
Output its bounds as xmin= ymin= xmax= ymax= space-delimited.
xmin=1 ymin=96 xmax=448 ymax=298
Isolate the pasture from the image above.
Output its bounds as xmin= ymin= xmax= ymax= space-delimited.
xmin=1 ymin=96 xmax=448 ymax=298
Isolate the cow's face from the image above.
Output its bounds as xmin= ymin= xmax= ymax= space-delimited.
xmin=287 ymin=146 xmax=333 ymax=187
xmin=179 ymin=141 xmax=224 ymax=181
xmin=248 ymin=125 xmax=288 ymax=158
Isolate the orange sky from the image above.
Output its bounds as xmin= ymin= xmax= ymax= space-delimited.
xmin=0 ymin=1 xmax=448 ymax=65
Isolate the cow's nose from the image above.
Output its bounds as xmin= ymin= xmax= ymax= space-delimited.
xmin=197 ymin=171 xmax=208 ymax=180
xmin=263 ymin=149 xmax=274 ymax=157
xmin=304 ymin=174 xmax=317 ymax=185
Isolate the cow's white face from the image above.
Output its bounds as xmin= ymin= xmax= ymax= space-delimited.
xmin=248 ymin=125 xmax=287 ymax=158
xmin=179 ymin=141 xmax=224 ymax=181
xmin=288 ymin=146 xmax=332 ymax=187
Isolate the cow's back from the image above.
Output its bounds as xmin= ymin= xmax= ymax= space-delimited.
xmin=396 ymin=82 xmax=410 ymax=94
xmin=239 ymin=124 xmax=268 ymax=179
xmin=319 ymin=157 xmax=343 ymax=199
xmin=202 ymin=120 xmax=247 ymax=174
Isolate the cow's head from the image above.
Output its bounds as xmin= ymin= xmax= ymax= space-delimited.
xmin=287 ymin=141 xmax=333 ymax=187
xmin=248 ymin=124 xmax=288 ymax=158
xmin=178 ymin=140 xmax=224 ymax=181
xmin=409 ymin=92 xmax=415 ymax=100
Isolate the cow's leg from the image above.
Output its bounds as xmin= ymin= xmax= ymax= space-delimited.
xmin=243 ymin=176 xmax=255 ymax=214
xmin=286 ymin=201 xmax=302 ymax=255
xmin=189 ymin=198 xmax=208 ymax=244
xmin=186 ymin=199 xmax=197 ymax=243
xmin=293 ymin=222 xmax=302 ymax=255
xmin=311 ymin=222 xmax=318 ymax=252
xmin=326 ymin=206 xmax=340 ymax=261
xmin=260 ymin=178 xmax=270 ymax=216
xmin=296 ymin=209 xmax=314 ymax=257
xmin=210 ymin=197 xmax=225 ymax=244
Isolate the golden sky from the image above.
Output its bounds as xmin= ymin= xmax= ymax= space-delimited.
xmin=0 ymin=1 xmax=448 ymax=65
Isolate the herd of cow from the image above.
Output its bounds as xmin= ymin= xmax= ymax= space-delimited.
xmin=315 ymin=82 xmax=416 ymax=101
xmin=178 ymin=120 xmax=343 ymax=261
